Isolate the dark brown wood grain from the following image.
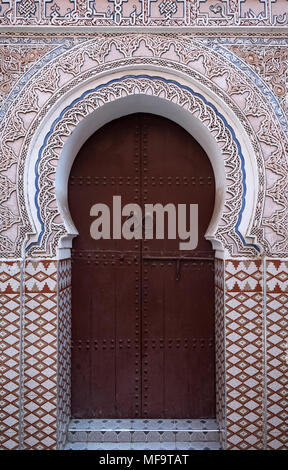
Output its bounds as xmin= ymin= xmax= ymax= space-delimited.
xmin=69 ymin=113 xmax=216 ymax=418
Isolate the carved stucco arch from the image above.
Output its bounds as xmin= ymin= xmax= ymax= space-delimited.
xmin=20 ymin=68 xmax=262 ymax=259
xmin=3 ymin=35 xmax=288 ymax=258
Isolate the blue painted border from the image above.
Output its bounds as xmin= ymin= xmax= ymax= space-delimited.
xmin=26 ymin=74 xmax=259 ymax=253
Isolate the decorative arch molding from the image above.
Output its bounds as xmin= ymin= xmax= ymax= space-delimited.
xmin=1 ymin=35 xmax=288 ymax=258
xmin=20 ymin=71 xmax=262 ymax=259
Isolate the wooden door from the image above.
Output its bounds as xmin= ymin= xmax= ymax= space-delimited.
xmin=69 ymin=113 xmax=215 ymax=418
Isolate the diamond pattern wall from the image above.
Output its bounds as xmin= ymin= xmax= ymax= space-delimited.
xmin=23 ymin=260 xmax=58 ymax=450
xmin=215 ymin=258 xmax=226 ymax=448
xmin=0 ymin=261 xmax=21 ymax=450
xmin=266 ymin=260 xmax=288 ymax=450
xmin=225 ymin=260 xmax=264 ymax=450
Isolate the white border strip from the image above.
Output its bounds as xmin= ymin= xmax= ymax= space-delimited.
xmin=0 ymin=26 xmax=287 ymax=34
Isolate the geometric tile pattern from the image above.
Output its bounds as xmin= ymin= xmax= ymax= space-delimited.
xmin=68 ymin=417 xmax=219 ymax=430
xmin=215 ymin=258 xmax=226 ymax=449
xmin=25 ymin=260 xmax=57 ymax=293
xmin=1 ymin=255 xmax=287 ymax=450
xmin=65 ymin=418 xmax=221 ymax=449
xmin=57 ymin=259 xmax=71 ymax=450
xmin=23 ymin=260 xmax=58 ymax=450
xmin=225 ymin=260 xmax=264 ymax=450
xmin=0 ymin=261 xmax=21 ymax=450
xmin=266 ymin=260 xmax=288 ymax=450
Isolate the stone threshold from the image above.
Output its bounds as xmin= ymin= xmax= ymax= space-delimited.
xmin=66 ymin=418 xmax=220 ymax=445
xmin=65 ymin=441 xmax=222 ymax=450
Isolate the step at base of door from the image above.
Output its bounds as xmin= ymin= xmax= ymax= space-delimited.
xmin=65 ymin=441 xmax=221 ymax=450
xmin=65 ymin=419 xmax=220 ymax=447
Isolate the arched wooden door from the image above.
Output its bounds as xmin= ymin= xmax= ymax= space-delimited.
xmin=68 ymin=113 xmax=215 ymax=419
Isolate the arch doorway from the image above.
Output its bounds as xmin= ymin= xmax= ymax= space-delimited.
xmin=68 ymin=113 xmax=215 ymax=419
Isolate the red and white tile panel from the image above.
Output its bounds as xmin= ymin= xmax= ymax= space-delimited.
xmin=215 ymin=258 xmax=226 ymax=448
xmin=23 ymin=260 xmax=58 ymax=450
xmin=2 ymin=254 xmax=287 ymax=450
xmin=57 ymin=259 xmax=72 ymax=450
xmin=266 ymin=260 xmax=288 ymax=450
xmin=0 ymin=261 xmax=21 ymax=450
xmin=225 ymin=260 xmax=264 ymax=449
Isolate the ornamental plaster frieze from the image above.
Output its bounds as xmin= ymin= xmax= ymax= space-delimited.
xmin=0 ymin=35 xmax=287 ymax=258
xmin=24 ymin=74 xmax=257 ymax=259
xmin=0 ymin=0 xmax=287 ymax=28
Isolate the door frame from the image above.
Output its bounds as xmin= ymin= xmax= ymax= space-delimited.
xmin=19 ymin=69 xmax=263 ymax=449
xmin=69 ymin=112 xmax=217 ymax=419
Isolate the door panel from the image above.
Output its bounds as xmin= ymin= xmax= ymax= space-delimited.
xmin=142 ymin=260 xmax=215 ymax=418
xmin=70 ymin=115 xmax=141 ymax=418
xmin=141 ymin=113 xmax=214 ymax=254
xmin=69 ymin=113 xmax=215 ymax=418
xmin=71 ymin=253 xmax=141 ymax=418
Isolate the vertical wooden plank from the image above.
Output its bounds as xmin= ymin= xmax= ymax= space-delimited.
xmin=141 ymin=113 xmax=215 ymax=418
xmin=69 ymin=115 xmax=141 ymax=418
